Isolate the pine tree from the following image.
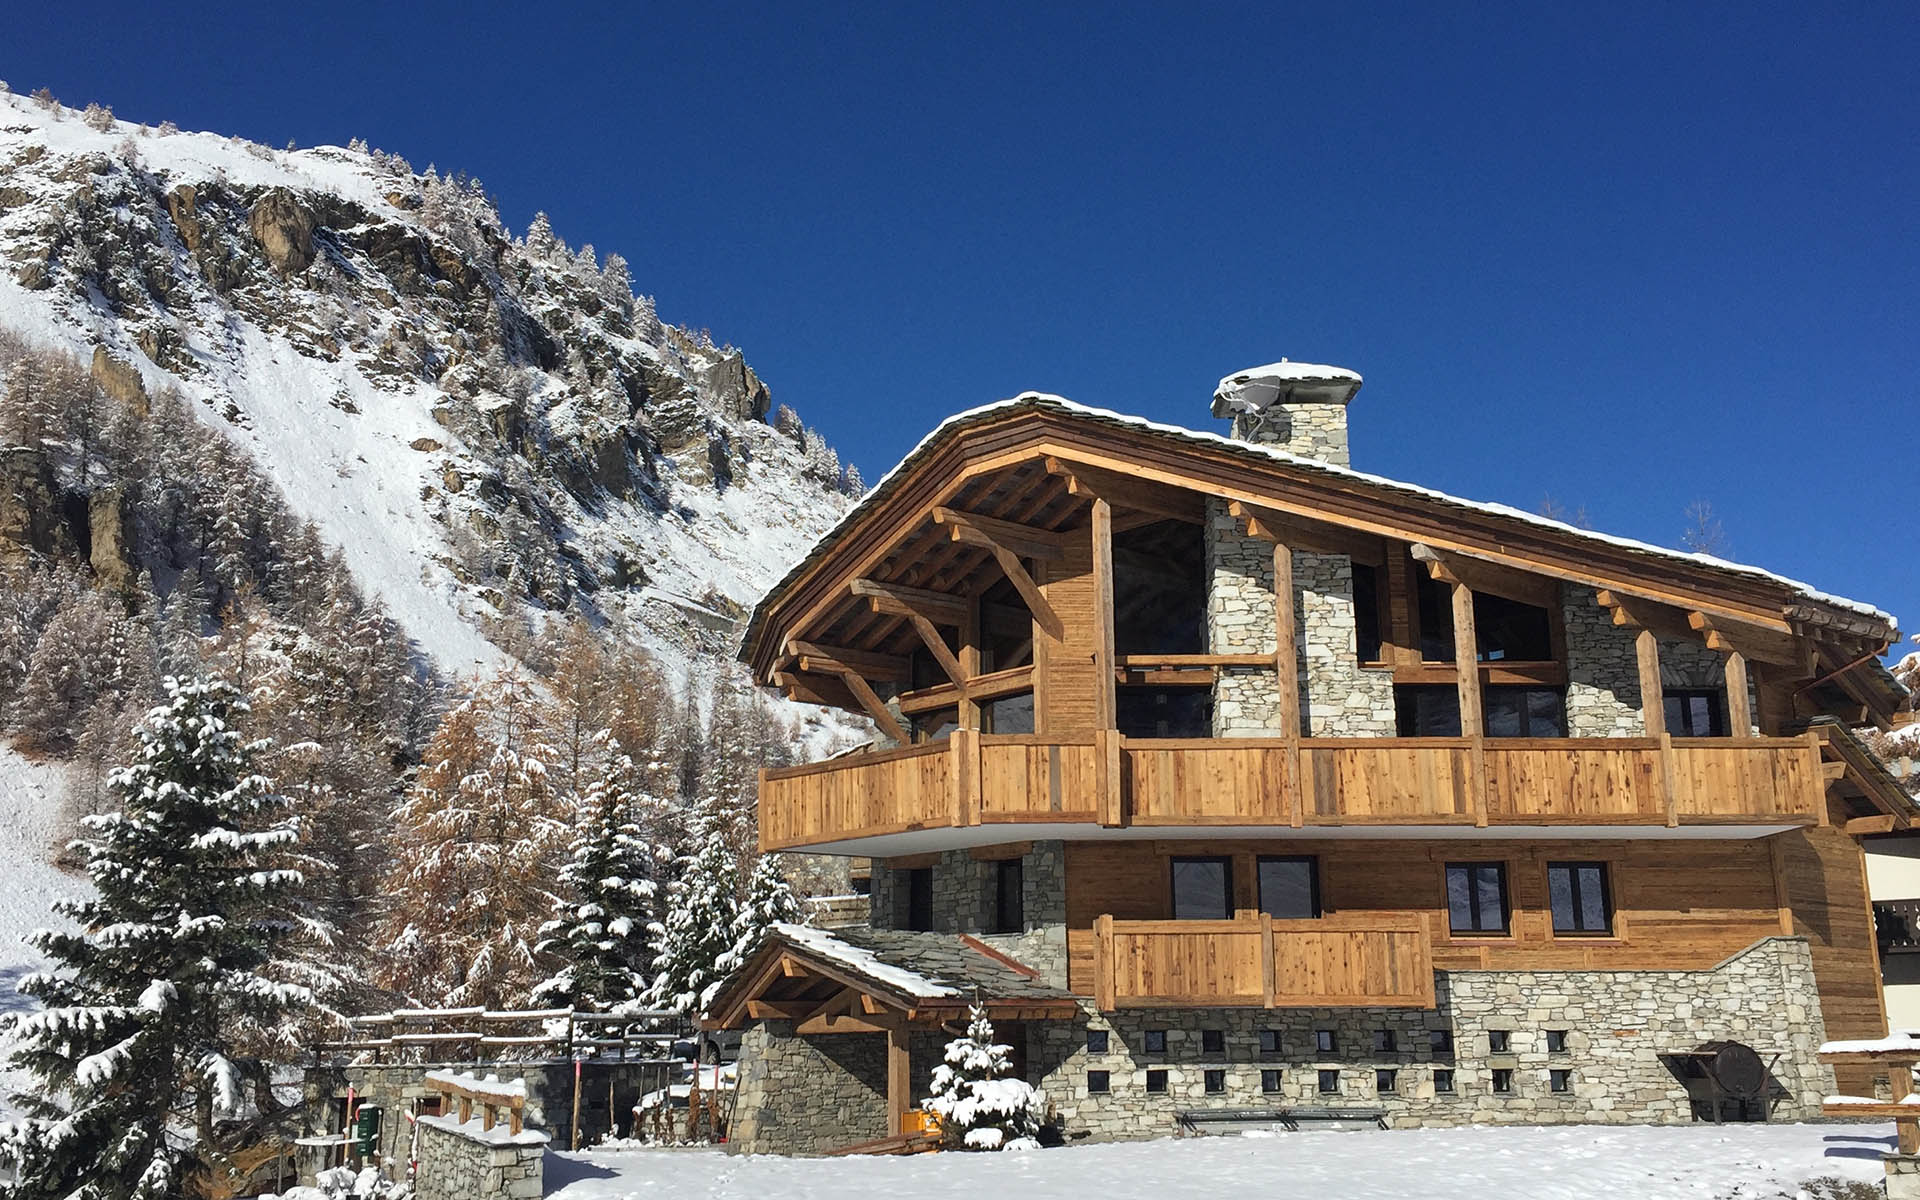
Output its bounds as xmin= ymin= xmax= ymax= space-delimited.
xmin=0 ymin=677 xmax=311 ymax=1199
xmin=531 ymin=750 xmax=659 ymax=1011
xmin=922 ymin=1003 xmax=1047 ymax=1151
xmin=717 ymin=853 xmax=803 ymax=979
xmin=648 ymin=799 xmax=744 ymax=1014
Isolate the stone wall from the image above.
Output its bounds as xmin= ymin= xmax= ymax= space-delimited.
xmin=1203 ymin=498 xmax=1394 ymax=738
xmin=413 ymin=1116 xmax=545 ymax=1200
xmin=868 ymin=842 xmax=1069 ymax=989
xmin=1032 ymin=937 xmax=1828 ymax=1141
xmin=1562 ymin=585 xmax=1759 ymax=736
xmin=729 ymin=1020 xmax=889 ymax=1154
xmin=1229 ymin=402 xmax=1350 ymax=466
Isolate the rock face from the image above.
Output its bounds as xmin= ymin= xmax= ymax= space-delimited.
xmin=90 ymin=346 xmax=148 ymax=417
xmin=87 ymin=485 xmax=133 ymax=589
xmin=698 ymin=348 xmax=773 ymax=423
xmin=247 ymin=187 xmax=316 ymax=274
xmin=0 ymin=447 xmax=70 ymax=562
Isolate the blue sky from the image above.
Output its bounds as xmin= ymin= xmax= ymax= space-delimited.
xmin=7 ymin=3 xmax=1916 ymax=652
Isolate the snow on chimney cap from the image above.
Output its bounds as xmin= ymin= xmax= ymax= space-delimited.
xmin=1211 ymin=360 xmax=1363 ymax=418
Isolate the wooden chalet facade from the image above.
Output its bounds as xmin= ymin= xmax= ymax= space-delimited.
xmin=716 ymin=365 xmax=1913 ymax=1152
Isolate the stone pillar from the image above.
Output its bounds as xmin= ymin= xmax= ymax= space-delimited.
xmin=1888 ymin=1154 xmax=1920 ymax=1200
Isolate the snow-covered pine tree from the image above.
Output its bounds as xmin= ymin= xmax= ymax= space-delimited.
xmin=0 ymin=676 xmax=311 ymax=1199
xmin=922 ymin=1002 xmax=1047 ymax=1151
xmin=648 ymin=797 xmax=745 ymax=1015
xmin=717 ymin=852 xmax=804 ymax=979
xmin=531 ymin=748 xmax=659 ymax=1012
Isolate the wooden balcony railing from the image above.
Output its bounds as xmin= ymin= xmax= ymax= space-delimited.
xmin=1090 ymin=913 xmax=1436 ymax=1010
xmin=757 ymin=732 xmax=1826 ymax=851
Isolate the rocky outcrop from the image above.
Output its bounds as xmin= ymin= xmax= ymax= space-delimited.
xmin=90 ymin=346 xmax=149 ymax=417
xmin=697 ymin=349 xmax=772 ymax=423
xmin=165 ymin=184 xmax=204 ymax=254
xmin=87 ymin=485 xmax=133 ymax=589
xmin=247 ymin=187 xmax=316 ymax=274
xmin=0 ymin=447 xmax=72 ymax=562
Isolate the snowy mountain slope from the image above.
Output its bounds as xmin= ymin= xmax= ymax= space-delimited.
xmin=0 ymin=91 xmax=855 ymax=684
xmin=0 ymin=746 xmax=84 ymax=1119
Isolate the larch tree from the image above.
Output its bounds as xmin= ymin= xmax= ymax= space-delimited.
xmin=0 ymin=677 xmax=311 ymax=1200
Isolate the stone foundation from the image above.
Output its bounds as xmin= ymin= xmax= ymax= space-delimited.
xmin=414 ymin=1114 xmax=545 ymax=1200
xmin=1887 ymin=1152 xmax=1920 ymax=1200
xmin=729 ymin=1021 xmax=951 ymax=1155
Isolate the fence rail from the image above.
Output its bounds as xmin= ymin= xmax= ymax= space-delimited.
xmin=1091 ymin=913 xmax=1436 ymax=1010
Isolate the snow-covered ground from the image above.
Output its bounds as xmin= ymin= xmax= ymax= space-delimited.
xmin=0 ymin=746 xmax=87 ymax=1119
xmin=544 ymin=1123 xmax=1895 ymax=1200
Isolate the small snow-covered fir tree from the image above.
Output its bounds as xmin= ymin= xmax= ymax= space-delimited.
xmin=647 ymin=801 xmax=744 ymax=1014
xmin=531 ymin=750 xmax=659 ymax=1011
xmin=923 ymin=1003 xmax=1047 ymax=1151
xmin=716 ymin=852 xmax=804 ymax=978
xmin=0 ymin=676 xmax=311 ymax=1199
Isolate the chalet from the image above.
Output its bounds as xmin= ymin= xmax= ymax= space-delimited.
xmin=712 ymin=364 xmax=1913 ymax=1154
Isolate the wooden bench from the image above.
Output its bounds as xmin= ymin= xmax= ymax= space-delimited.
xmin=1177 ymin=1107 xmax=1387 ymax=1132
xmin=1819 ymin=1042 xmax=1920 ymax=1154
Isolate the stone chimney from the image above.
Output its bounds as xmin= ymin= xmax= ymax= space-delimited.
xmin=1211 ymin=360 xmax=1363 ymax=467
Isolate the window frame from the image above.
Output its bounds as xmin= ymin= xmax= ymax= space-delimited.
xmin=1169 ymin=855 xmax=1235 ymax=921
xmin=1491 ymin=1067 xmax=1514 ymax=1094
xmin=1549 ymin=1068 xmax=1572 ymax=1094
xmin=1315 ymin=1029 xmax=1337 ymax=1054
xmin=1201 ymin=1029 xmax=1225 ymax=1055
xmin=1256 ymin=855 xmax=1322 ymax=920
xmin=902 ymin=866 xmax=935 ymax=932
xmin=1663 ymin=687 xmax=1730 ymax=737
xmin=1375 ymin=1068 xmax=1398 ymax=1095
xmin=1087 ymin=1070 xmax=1110 ymax=1095
xmin=1258 ymin=1029 xmax=1282 ymax=1054
xmin=1086 ymin=1029 xmax=1109 ymax=1055
xmin=1433 ymin=1068 xmax=1456 ymax=1094
xmin=1143 ymin=1029 xmax=1168 ymax=1056
xmin=1145 ymin=1069 xmax=1168 ymax=1094
xmin=1444 ymin=861 xmax=1512 ymax=937
xmin=1546 ymin=860 xmax=1614 ymax=937
xmin=1203 ymin=1068 xmax=1226 ymax=1094
xmin=991 ymin=856 xmax=1025 ymax=935
xmin=1261 ymin=1068 xmax=1283 ymax=1094
xmin=1317 ymin=1069 xmax=1340 ymax=1095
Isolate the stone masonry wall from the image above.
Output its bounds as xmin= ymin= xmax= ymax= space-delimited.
xmin=1230 ymin=402 xmax=1350 ymax=466
xmin=1033 ymin=937 xmax=1828 ymax=1141
xmin=729 ymin=1020 xmax=889 ymax=1155
xmin=868 ymin=842 xmax=1069 ymax=989
xmin=1562 ymin=585 xmax=1760 ymax=736
xmin=1204 ymin=498 xmax=1394 ymax=737
xmin=413 ymin=1117 xmax=545 ymax=1200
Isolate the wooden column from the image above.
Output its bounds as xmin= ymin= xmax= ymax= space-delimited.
xmin=1093 ymin=914 xmax=1117 ymax=1012
xmin=1635 ymin=627 xmax=1665 ymax=737
xmin=1723 ymin=649 xmax=1753 ymax=736
xmin=959 ymin=601 xmax=981 ymax=730
xmin=1091 ymin=497 xmax=1117 ymax=731
xmin=1449 ymin=581 xmax=1488 ymax=826
xmin=1273 ymin=541 xmax=1303 ymax=827
xmin=886 ymin=1022 xmax=910 ymax=1136
xmin=950 ymin=728 xmax=980 ymax=827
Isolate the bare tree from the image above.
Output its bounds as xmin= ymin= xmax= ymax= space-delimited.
xmin=1681 ymin=500 xmax=1729 ymax=557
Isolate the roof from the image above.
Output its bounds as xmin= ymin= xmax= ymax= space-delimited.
xmin=739 ymin=392 xmax=1899 ymax=671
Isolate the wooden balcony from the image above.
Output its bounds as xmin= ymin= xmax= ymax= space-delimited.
xmin=1091 ymin=913 xmax=1436 ymax=1010
xmin=757 ymin=732 xmax=1828 ymax=853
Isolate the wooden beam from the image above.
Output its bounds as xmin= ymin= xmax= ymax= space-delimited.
xmin=932 ymin=507 xmax=1067 ymax=561
xmin=745 ymin=999 xmax=820 ymax=1020
xmin=1043 ymin=455 xmax=1200 ymax=524
xmin=1844 ymin=815 xmax=1898 ymax=837
xmin=786 ymin=640 xmax=912 ymax=683
xmin=1635 ymin=627 xmax=1666 ymax=737
xmin=1274 ymin=541 xmax=1301 ymax=739
xmin=1687 ymin=610 xmax=1810 ymax=671
xmin=1723 ymin=649 xmax=1753 ymax=736
xmin=873 ymin=607 xmax=965 ymax=689
xmin=1595 ymin=589 xmax=1694 ymax=640
xmin=1449 ymin=581 xmax=1488 ymax=827
xmin=839 ymin=670 xmax=910 ymax=745
xmin=1410 ymin=543 xmax=1560 ymax=610
xmin=850 ymin=577 xmax=969 ymax=627
xmin=886 ymin=1023 xmax=911 ymax=1136
xmin=772 ymin=671 xmax=862 ymax=711
xmin=1228 ymin=500 xmax=1387 ymax=566
xmin=1092 ymin=497 xmax=1117 ymax=731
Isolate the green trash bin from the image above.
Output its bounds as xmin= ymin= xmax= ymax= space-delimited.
xmin=353 ymin=1105 xmax=382 ymax=1160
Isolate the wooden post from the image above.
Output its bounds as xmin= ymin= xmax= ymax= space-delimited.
xmin=1636 ymin=627 xmax=1665 ymax=737
xmin=886 ymin=1022 xmax=911 ymax=1137
xmin=1724 ymin=649 xmax=1752 ymax=736
xmin=1094 ymin=914 xmax=1117 ymax=1012
xmin=1273 ymin=541 xmax=1304 ymax=827
xmin=1260 ymin=913 xmax=1277 ymax=1008
xmin=1660 ymin=732 xmax=1679 ymax=827
xmin=950 ymin=728 xmax=980 ymax=826
xmin=570 ymin=1057 xmax=582 ymax=1150
xmin=1449 ymin=581 xmax=1488 ymax=826
xmin=959 ymin=601 xmax=981 ymax=730
xmin=1095 ymin=728 xmax=1125 ymax=827
xmin=1091 ymin=497 xmax=1117 ymax=732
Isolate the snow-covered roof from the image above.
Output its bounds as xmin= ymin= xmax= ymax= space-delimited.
xmin=742 ymin=392 xmax=1897 ymax=668
xmin=1212 ymin=360 xmax=1364 ymax=417
xmin=771 ymin=922 xmax=957 ymax=1000
xmin=1819 ymin=1032 xmax=1920 ymax=1056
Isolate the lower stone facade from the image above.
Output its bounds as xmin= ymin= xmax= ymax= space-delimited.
xmin=414 ymin=1115 xmax=545 ymax=1200
xmin=869 ymin=842 xmax=1069 ymax=989
xmin=729 ymin=1020 xmax=949 ymax=1155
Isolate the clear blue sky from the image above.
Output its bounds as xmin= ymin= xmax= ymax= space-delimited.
xmin=7 ymin=3 xmax=1916 ymax=653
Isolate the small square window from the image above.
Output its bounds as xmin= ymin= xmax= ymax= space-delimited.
xmin=1488 ymin=1030 xmax=1511 ymax=1054
xmin=1376 ymin=1069 xmax=1397 ymax=1094
xmin=1545 ymin=1030 xmax=1568 ymax=1054
xmin=1087 ymin=1029 xmax=1109 ymax=1054
xmin=1261 ymin=1069 xmax=1283 ymax=1094
xmin=1434 ymin=1068 xmax=1455 ymax=1094
xmin=1146 ymin=1069 xmax=1168 ymax=1094
xmin=1429 ymin=1029 xmax=1454 ymax=1054
xmin=1374 ymin=1030 xmax=1396 ymax=1053
xmin=1550 ymin=1068 xmax=1572 ymax=1094
xmin=1144 ymin=1029 xmax=1167 ymax=1056
xmin=1259 ymin=1029 xmax=1282 ymax=1054
xmin=1204 ymin=1069 xmax=1226 ymax=1094
xmin=1315 ymin=1029 xmax=1337 ymax=1054
xmin=1492 ymin=1068 xmax=1513 ymax=1094
xmin=1087 ymin=1070 xmax=1110 ymax=1094
xmin=1318 ymin=1069 xmax=1340 ymax=1094
xmin=1202 ymin=1029 xmax=1225 ymax=1054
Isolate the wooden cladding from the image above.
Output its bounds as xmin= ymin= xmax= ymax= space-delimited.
xmin=1091 ymin=913 xmax=1436 ymax=1011
xmin=759 ymin=733 xmax=1826 ymax=852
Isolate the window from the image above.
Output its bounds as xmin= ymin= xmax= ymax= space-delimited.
xmin=1434 ymin=1068 xmax=1455 ymax=1093
xmin=1113 ymin=518 xmax=1206 ymax=656
xmin=1488 ymin=1030 xmax=1511 ymax=1053
xmin=1550 ymin=1069 xmax=1572 ymax=1093
xmin=1491 ymin=1068 xmax=1513 ymax=1094
xmin=1201 ymin=1029 xmax=1225 ymax=1054
xmin=1483 ymin=686 xmax=1568 ymax=738
xmin=1144 ymin=1030 xmax=1167 ymax=1056
xmin=1446 ymin=863 xmax=1510 ymax=935
xmin=1354 ymin=563 xmax=1383 ymax=663
xmin=1376 ymin=1069 xmax=1398 ymax=1094
xmin=1547 ymin=862 xmax=1613 ymax=936
xmin=1318 ymin=1069 xmax=1341 ymax=1094
xmin=1087 ymin=1030 xmax=1109 ymax=1054
xmin=992 ymin=857 xmax=1025 ymax=934
xmin=1087 ymin=1070 xmax=1110 ymax=1094
xmin=1315 ymin=1029 xmax=1338 ymax=1054
xmin=1373 ymin=1030 xmax=1396 ymax=1053
xmin=1396 ymin=685 xmax=1461 ymax=736
xmin=1171 ymin=857 xmax=1234 ymax=920
xmin=1416 ymin=578 xmax=1555 ymax=663
xmin=1204 ymin=1069 xmax=1226 ymax=1094
xmin=978 ymin=580 xmax=1033 ymax=672
xmin=1258 ymin=856 xmax=1320 ymax=919
xmin=1117 ymin=687 xmax=1213 ymax=739
xmin=1429 ymin=1029 xmax=1454 ymax=1054
xmin=900 ymin=867 xmax=934 ymax=932
xmin=1664 ymin=688 xmax=1729 ymax=737
xmin=1545 ymin=1030 xmax=1569 ymax=1054
xmin=1259 ymin=1029 xmax=1282 ymax=1054
xmin=1261 ymin=1069 xmax=1283 ymax=1094
xmin=910 ymin=706 xmax=959 ymax=743
xmin=1146 ymin=1069 xmax=1168 ymax=1094
xmin=983 ymin=692 xmax=1035 ymax=735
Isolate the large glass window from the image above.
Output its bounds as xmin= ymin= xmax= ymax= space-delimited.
xmin=1258 ymin=856 xmax=1320 ymax=919
xmin=979 ymin=579 xmax=1033 ymax=672
xmin=899 ymin=867 xmax=934 ymax=932
xmin=1354 ymin=563 xmax=1383 ymax=663
xmin=1417 ymin=575 xmax=1554 ymax=663
xmin=1664 ymin=689 xmax=1729 ymax=737
xmin=1117 ymin=687 xmax=1212 ymax=738
xmin=1483 ymin=687 xmax=1568 ymax=738
xmin=983 ymin=692 xmax=1034 ymax=734
xmin=1113 ymin=519 xmax=1206 ymax=655
xmin=1445 ymin=862 xmax=1510 ymax=935
xmin=910 ymin=707 xmax=958 ymax=743
xmin=992 ymin=858 xmax=1025 ymax=934
xmin=1171 ymin=856 xmax=1233 ymax=920
xmin=1547 ymin=861 xmax=1613 ymax=935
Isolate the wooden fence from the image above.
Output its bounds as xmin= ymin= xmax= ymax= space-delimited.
xmin=1091 ymin=913 xmax=1436 ymax=1010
